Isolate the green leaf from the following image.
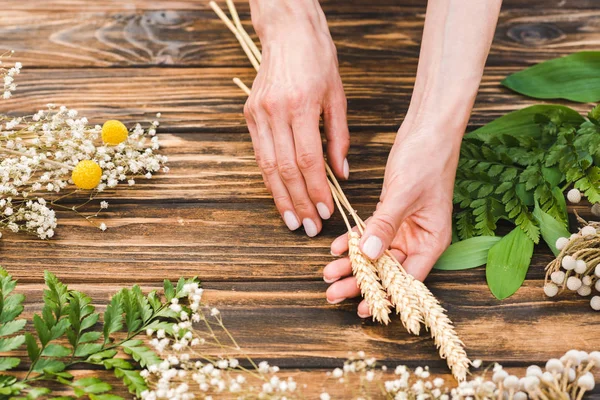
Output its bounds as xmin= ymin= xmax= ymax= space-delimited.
xmin=86 ymin=350 xmax=118 ymax=363
xmin=0 ymin=357 xmax=20 ymax=371
xmin=89 ymin=395 xmax=124 ymax=400
xmin=72 ymin=377 xmax=112 ymax=394
xmin=502 ymin=52 xmax=600 ymax=103
xmin=32 ymin=358 xmax=65 ymax=374
xmin=533 ymin=202 xmax=571 ymax=256
xmin=114 ymin=368 xmax=147 ymax=397
xmin=120 ymin=340 xmax=161 ymax=368
xmin=74 ymin=343 xmax=103 ymax=358
xmin=25 ymin=387 xmax=51 ymax=399
xmin=0 ymin=335 xmax=25 ymax=352
xmin=103 ymin=292 xmax=123 ymax=344
xmin=79 ymin=331 xmax=102 ymax=344
xmin=434 ymin=236 xmax=503 ymax=270
xmin=467 ymin=105 xmax=584 ymax=142
xmin=0 ymin=293 xmax=25 ymax=324
xmin=41 ymin=344 xmax=71 ymax=358
xmin=486 ymin=227 xmax=535 ymax=300
xmin=0 ymin=319 xmax=26 ymax=337
xmin=102 ymin=358 xmax=133 ymax=370
xmin=163 ymin=280 xmax=175 ymax=302
xmin=43 ymin=271 xmax=69 ymax=322
xmin=25 ymin=333 xmax=40 ymax=361
xmin=80 ymin=313 xmax=99 ymax=331
xmin=121 ymin=289 xmax=142 ymax=334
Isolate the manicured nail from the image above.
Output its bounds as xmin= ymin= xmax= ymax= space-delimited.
xmin=343 ymin=158 xmax=349 ymax=179
xmin=357 ymin=311 xmax=371 ymax=318
xmin=324 ymin=275 xmax=340 ymax=284
xmin=330 ymin=250 xmax=341 ymax=257
xmin=362 ymin=235 xmax=383 ymax=259
xmin=283 ymin=211 xmax=300 ymax=230
xmin=327 ymin=297 xmax=345 ymax=305
xmin=303 ymin=218 xmax=318 ymax=237
xmin=316 ymin=202 xmax=331 ymax=220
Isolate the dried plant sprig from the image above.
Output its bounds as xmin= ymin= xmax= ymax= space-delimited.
xmin=544 ymin=214 xmax=600 ymax=311
xmin=212 ymin=0 xmax=470 ymax=381
xmin=348 ymin=231 xmax=393 ymax=324
xmin=375 ymin=255 xmax=423 ymax=335
xmin=0 ymin=59 xmax=168 ymax=239
xmin=327 ymin=168 xmax=470 ymax=381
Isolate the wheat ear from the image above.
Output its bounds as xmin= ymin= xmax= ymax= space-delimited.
xmin=411 ymin=279 xmax=470 ymax=381
xmin=374 ymin=255 xmax=422 ymax=335
xmin=347 ymin=232 xmax=392 ymax=325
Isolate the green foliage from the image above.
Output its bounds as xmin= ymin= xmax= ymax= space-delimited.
xmin=434 ymin=236 xmax=502 ymax=271
xmin=502 ymin=51 xmax=600 ymax=103
xmin=451 ymin=104 xmax=600 ymax=299
xmin=0 ymin=266 xmax=198 ymax=399
xmin=486 ymin=227 xmax=535 ymax=300
xmin=455 ymin=105 xmax=600 ymax=244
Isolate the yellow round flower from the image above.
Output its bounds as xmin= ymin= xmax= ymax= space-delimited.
xmin=101 ymin=120 xmax=128 ymax=145
xmin=72 ymin=160 xmax=102 ymax=190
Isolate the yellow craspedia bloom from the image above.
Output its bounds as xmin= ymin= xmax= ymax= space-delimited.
xmin=101 ymin=120 xmax=128 ymax=145
xmin=72 ymin=160 xmax=102 ymax=190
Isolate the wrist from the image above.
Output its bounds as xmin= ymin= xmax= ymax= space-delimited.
xmin=250 ymin=0 xmax=327 ymax=40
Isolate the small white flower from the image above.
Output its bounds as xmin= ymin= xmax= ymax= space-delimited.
xmin=99 ymin=223 xmax=107 ymax=231
xmin=320 ymin=393 xmax=330 ymax=400
xmin=100 ymin=201 xmax=109 ymax=209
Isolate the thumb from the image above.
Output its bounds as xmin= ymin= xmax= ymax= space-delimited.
xmin=360 ymin=187 xmax=413 ymax=260
xmin=323 ymin=94 xmax=350 ymax=180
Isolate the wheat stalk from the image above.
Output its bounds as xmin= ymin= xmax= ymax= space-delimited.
xmin=375 ymin=255 xmax=422 ymax=335
xmin=211 ymin=1 xmax=470 ymax=381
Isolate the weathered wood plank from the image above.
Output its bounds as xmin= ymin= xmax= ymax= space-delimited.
xmin=3 ymin=67 xmax=592 ymax=130
xmin=5 ymin=281 xmax=599 ymax=368
xmin=1 ymin=8 xmax=598 ymax=68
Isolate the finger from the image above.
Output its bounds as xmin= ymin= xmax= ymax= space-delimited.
xmin=323 ymin=257 xmax=352 ymax=283
xmin=360 ymin=187 xmax=416 ymax=260
xmin=402 ymin=252 xmax=440 ymax=282
xmin=245 ymin=104 xmax=271 ymax=193
xmin=389 ymin=248 xmax=407 ymax=265
xmin=269 ymin=116 xmax=322 ymax=237
xmin=357 ymin=300 xmax=371 ymax=319
xmin=331 ymin=224 xmax=362 ymax=256
xmin=292 ymin=111 xmax=333 ymax=220
xmin=252 ymin=110 xmax=301 ymax=231
xmin=325 ymin=276 xmax=360 ymax=304
xmin=323 ymin=88 xmax=350 ymax=180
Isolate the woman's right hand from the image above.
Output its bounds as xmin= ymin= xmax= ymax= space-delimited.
xmin=246 ymin=0 xmax=350 ymax=237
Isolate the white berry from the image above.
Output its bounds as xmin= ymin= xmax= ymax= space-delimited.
xmin=575 ymin=259 xmax=588 ymax=274
xmin=591 ymin=296 xmax=600 ymax=311
xmin=567 ymin=188 xmax=582 ymax=203
xmin=551 ymin=270 xmax=566 ymax=285
xmin=566 ymin=276 xmax=582 ymax=291
xmin=544 ymin=283 xmax=559 ymax=297
xmin=555 ymin=236 xmax=569 ymax=250
xmin=562 ymin=255 xmax=577 ymax=271
xmin=577 ymin=285 xmax=592 ymax=296
xmin=581 ymin=225 xmax=597 ymax=236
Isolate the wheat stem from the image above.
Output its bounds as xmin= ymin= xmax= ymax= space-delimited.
xmin=209 ymin=1 xmax=260 ymax=71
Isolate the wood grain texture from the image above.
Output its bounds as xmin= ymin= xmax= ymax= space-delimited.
xmin=1 ymin=7 xmax=599 ymax=68
xmin=1 ymin=0 xmax=600 ymax=397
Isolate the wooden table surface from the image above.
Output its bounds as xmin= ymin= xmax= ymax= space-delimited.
xmin=1 ymin=0 xmax=600 ymax=397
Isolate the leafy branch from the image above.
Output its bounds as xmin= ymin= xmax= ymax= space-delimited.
xmin=0 ymin=267 xmax=197 ymax=399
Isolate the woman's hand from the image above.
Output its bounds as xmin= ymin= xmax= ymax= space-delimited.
xmin=246 ymin=0 xmax=349 ymax=237
xmin=323 ymin=118 xmax=461 ymax=318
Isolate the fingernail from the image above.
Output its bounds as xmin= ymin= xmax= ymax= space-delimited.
xmin=357 ymin=311 xmax=371 ymax=319
xmin=362 ymin=235 xmax=383 ymax=259
xmin=303 ymin=218 xmax=318 ymax=237
xmin=324 ymin=276 xmax=340 ymax=284
xmin=316 ymin=202 xmax=331 ymax=220
xmin=327 ymin=297 xmax=345 ymax=305
xmin=330 ymin=250 xmax=341 ymax=257
xmin=343 ymin=158 xmax=349 ymax=179
xmin=283 ymin=211 xmax=300 ymax=230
